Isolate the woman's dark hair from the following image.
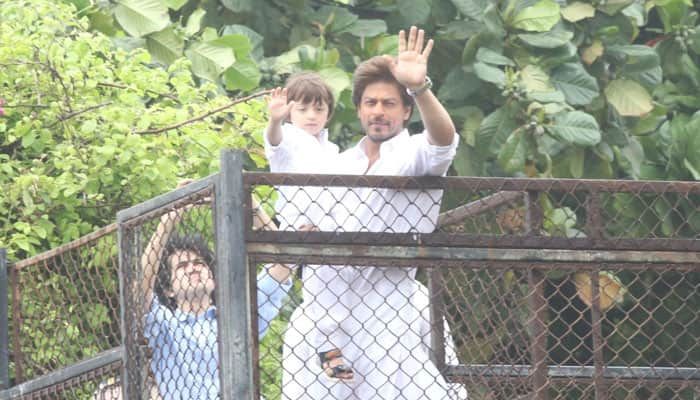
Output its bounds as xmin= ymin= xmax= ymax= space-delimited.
xmin=155 ymin=233 xmax=215 ymax=311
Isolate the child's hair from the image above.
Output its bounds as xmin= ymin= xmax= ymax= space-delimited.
xmin=285 ymin=71 xmax=335 ymax=120
xmin=155 ymin=233 xmax=215 ymax=310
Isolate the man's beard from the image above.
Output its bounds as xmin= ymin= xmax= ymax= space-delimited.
xmin=364 ymin=119 xmax=401 ymax=143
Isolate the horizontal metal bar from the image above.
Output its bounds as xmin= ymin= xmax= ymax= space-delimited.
xmin=244 ymin=172 xmax=700 ymax=194
xmin=12 ymin=223 xmax=117 ymax=270
xmin=444 ymin=364 xmax=700 ymax=381
xmin=116 ymin=174 xmax=216 ymax=224
xmin=247 ymin=243 xmax=700 ymax=265
xmin=248 ymin=231 xmax=700 ymax=252
xmin=0 ymin=347 xmax=122 ymax=399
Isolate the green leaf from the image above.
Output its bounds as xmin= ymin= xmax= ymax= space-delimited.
xmin=561 ymin=1 xmax=596 ymax=22
xmin=548 ymin=111 xmax=601 ymax=146
xmin=477 ymin=106 xmax=519 ymax=154
xmin=450 ymin=0 xmax=488 ymax=19
xmin=339 ymin=19 xmax=388 ymax=37
xmin=146 ymin=26 xmax=184 ymax=65
xmin=185 ymin=8 xmax=206 ymax=36
xmin=317 ymin=67 xmax=351 ymax=101
xmin=550 ymin=63 xmax=599 ymax=106
xmin=615 ymin=137 xmax=644 ymax=178
xmin=186 ymin=42 xmax=236 ymax=82
xmin=497 ymin=129 xmax=528 ymax=173
xmin=209 ymin=34 xmax=252 ymax=57
xmin=520 ymin=64 xmax=552 ymax=92
xmin=223 ymin=57 xmax=261 ymax=91
xmin=474 ymin=62 xmax=506 ymax=86
xmin=437 ymin=66 xmax=481 ymax=101
xmin=568 ymin=147 xmax=585 ymax=178
xmin=438 ymin=20 xmax=486 ymax=40
xmin=164 ymin=0 xmax=187 ymax=10
xmin=604 ymin=79 xmax=654 ymax=117
xmin=510 ymin=0 xmax=560 ymax=32
xmin=221 ymin=25 xmax=264 ymax=61
xmin=398 ymin=0 xmax=432 ymax=25
xmin=683 ymin=159 xmax=700 ymax=180
xmin=476 ymin=48 xmax=515 ymax=66
xmin=221 ymin=0 xmax=253 ymax=13
xmin=517 ymin=30 xmax=574 ymax=48
xmin=114 ymin=0 xmax=170 ymax=37
xmin=606 ymin=45 xmax=660 ymax=72
xmin=597 ymin=0 xmax=635 ymax=16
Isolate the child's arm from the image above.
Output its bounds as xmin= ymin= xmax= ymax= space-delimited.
xmin=265 ymin=87 xmax=295 ymax=146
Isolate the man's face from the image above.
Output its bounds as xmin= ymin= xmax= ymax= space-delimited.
xmin=357 ymin=81 xmax=412 ymax=143
xmin=167 ymin=249 xmax=215 ymax=305
xmin=289 ymin=100 xmax=330 ymax=137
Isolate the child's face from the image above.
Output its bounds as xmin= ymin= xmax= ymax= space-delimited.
xmin=289 ymin=100 xmax=330 ymax=136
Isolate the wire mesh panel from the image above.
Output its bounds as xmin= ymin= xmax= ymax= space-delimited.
xmin=246 ymin=172 xmax=700 ymax=400
xmin=9 ymin=225 xmax=121 ymax=385
xmin=119 ymin=185 xmax=218 ymax=400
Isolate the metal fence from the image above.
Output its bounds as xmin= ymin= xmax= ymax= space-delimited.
xmin=0 ymin=149 xmax=698 ymax=399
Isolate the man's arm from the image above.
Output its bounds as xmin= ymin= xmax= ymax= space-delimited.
xmin=388 ymin=26 xmax=456 ymax=146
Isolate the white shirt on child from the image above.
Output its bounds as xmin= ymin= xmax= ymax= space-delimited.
xmin=264 ymin=123 xmax=339 ymax=230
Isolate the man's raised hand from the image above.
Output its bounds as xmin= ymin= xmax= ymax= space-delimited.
xmin=388 ymin=26 xmax=434 ymax=91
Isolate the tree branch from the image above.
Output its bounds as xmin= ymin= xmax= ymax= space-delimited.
xmin=132 ymin=89 xmax=271 ymax=135
xmin=48 ymin=101 xmax=113 ymax=128
xmin=97 ymin=82 xmax=181 ymax=104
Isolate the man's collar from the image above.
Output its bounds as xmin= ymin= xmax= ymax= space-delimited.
xmin=355 ymin=128 xmax=410 ymax=158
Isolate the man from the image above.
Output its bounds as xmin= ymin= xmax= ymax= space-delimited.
xmin=283 ymin=26 xmax=462 ymax=399
xmin=138 ymin=185 xmax=292 ymax=399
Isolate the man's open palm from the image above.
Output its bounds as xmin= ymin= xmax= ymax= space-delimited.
xmin=390 ymin=26 xmax=434 ymax=90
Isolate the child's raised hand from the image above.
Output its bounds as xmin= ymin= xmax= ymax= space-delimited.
xmin=265 ymin=87 xmax=294 ymax=124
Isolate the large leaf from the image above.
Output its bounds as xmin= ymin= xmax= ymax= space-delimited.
xmin=317 ymin=67 xmax=351 ymax=101
xmin=221 ymin=0 xmax=253 ymax=13
xmin=477 ymin=106 xmax=519 ymax=154
xmin=597 ymin=0 xmax=635 ymax=16
xmin=114 ymin=0 xmax=169 ymax=38
xmin=339 ymin=20 xmax=388 ymax=37
xmin=145 ymin=27 xmax=184 ymax=66
xmin=439 ymin=20 xmax=486 ymax=40
xmin=438 ymin=66 xmax=481 ymax=101
xmin=450 ymin=0 xmax=488 ymax=19
xmin=476 ymin=48 xmax=515 ymax=66
xmin=474 ymin=62 xmax=506 ymax=86
xmin=398 ymin=0 xmax=432 ymax=25
xmin=221 ymin=25 xmax=264 ymax=61
xmin=510 ymin=0 xmax=561 ymax=32
xmin=517 ymin=30 xmax=574 ymax=48
xmin=605 ymin=45 xmax=660 ymax=72
xmin=185 ymin=42 xmax=236 ymax=82
xmin=223 ymin=57 xmax=261 ymax=91
xmin=520 ymin=64 xmax=552 ymax=92
xmin=548 ymin=111 xmax=601 ymax=146
xmin=312 ymin=6 xmax=358 ymax=34
xmin=604 ymin=79 xmax=653 ymax=117
xmin=550 ymin=63 xmax=599 ymax=106
xmin=497 ymin=129 xmax=529 ymax=173
xmin=561 ymin=2 xmax=596 ymax=22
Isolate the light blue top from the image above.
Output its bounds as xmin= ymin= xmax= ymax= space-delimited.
xmin=145 ymin=272 xmax=292 ymax=400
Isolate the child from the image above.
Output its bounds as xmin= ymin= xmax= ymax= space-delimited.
xmin=264 ymin=71 xmax=339 ymax=231
xmin=264 ymin=72 xmax=354 ymax=381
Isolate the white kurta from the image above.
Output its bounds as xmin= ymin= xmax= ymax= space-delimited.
xmin=264 ymin=123 xmax=339 ymax=230
xmin=284 ymin=129 xmax=461 ymax=399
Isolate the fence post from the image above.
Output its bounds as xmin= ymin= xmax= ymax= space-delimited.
xmin=428 ymin=269 xmax=446 ymax=371
xmin=585 ymin=191 xmax=605 ymax=400
xmin=0 ymin=249 xmax=8 ymax=389
xmin=215 ymin=149 xmax=254 ymax=400
xmin=525 ymin=192 xmax=549 ymax=400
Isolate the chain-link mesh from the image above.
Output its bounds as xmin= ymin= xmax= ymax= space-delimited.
xmin=247 ymin=172 xmax=699 ymax=400
xmin=9 ymin=225 xmax=121 ymax=386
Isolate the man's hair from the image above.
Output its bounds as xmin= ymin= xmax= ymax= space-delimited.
xmin=352 ymin=56 xmax=414 ymax=109
xmin=285 ymin=71 xmax=335 ymax=120
xmin=155 ymin=233 xmax=215 ymax=310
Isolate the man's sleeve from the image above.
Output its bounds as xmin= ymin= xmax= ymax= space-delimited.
xmin=256 ymin=269 xmax=293 ymax=339
xmin=409 ymin=131 xmax=460 ymax=176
